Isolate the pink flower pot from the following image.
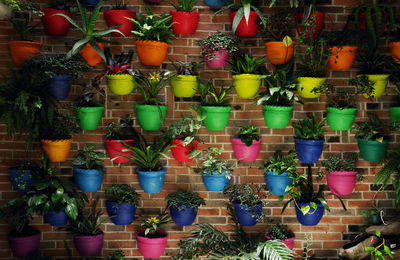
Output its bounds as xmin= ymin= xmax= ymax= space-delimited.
xmin=231 ymin=137 xmax=261 ymax=162
xmin=264 ymin=234 xmax=295 ymax=250
xmin=104 ymin=139 xmax=134 ymax=163
xmin=205 ymin=49 xmax=229 ymax=68
xmin=326 ymin=171 xmax=357 ymax=196
xmin=137 ymin=229 xmax=168 ymax=258
xmin=73 ymin=232 xmax=104 ymax=257
xmin=8 ymin=232 xmax=41 ymax=258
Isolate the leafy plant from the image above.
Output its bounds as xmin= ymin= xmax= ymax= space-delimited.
xmin=104 ymin=184 xmax=140 ymax=206
xmin=296 ymin=36 xmax=329 ymax=78
xmin=235 ymin=125 xmax=260 ymax=146
xmin=321 ymin=29 xmax=362 ymax=48
xmin=109 ymin=0 xmax=126 ymax=9
xmin=165 ymin=0 xmax=198 ymax=12
xmin=350 ymin=113 xmax=387 ymax=141
xmin=105 ymin=47 xmax=133 ymax=74
xmin=260 ymin=150 xmax=297 ymax=176
xmin=360 ymin=209 xmax=382 ymax=225
xmin=292 ymin=116 xmax=326 ymax=140
xmin=103 ymin=114 xmax=139 ymax=140
xmin=318 ymin=153 xmax=363 ymax=181
xmin=197 ymin=80 xmax=234 ymax=106
xmin=198 ymin=32 xmax=240 ymax=61
xmin=107 ymin=250 xmax=125 ymax=260
xmin=72 ymin=144 xmax=105 ymax=171
xmin=365 ymin=230 xmax=394 ymax=260
xmin=47 ymin=0 xmax=77 ymax=12
xmin=9 ymin=15 xmax=40 ymax=41
xmin=229 ymin=53 xmax=266 ymax=75
xmin=264 ymin=10 xmax=294 ymax=41
xmin=357 ymin=50 xmax=393 ymax=75
xmin=166 ymin=190 xmax=206 ymax=210
xmin=163 ymin=115 xmax=202 ymax=147
xmin=131 ymin=70 xmax=173 ymax=105
xmin=74 ymin=74 xmax=105 ymax=107
xmin=267 ymin=222 xmax=294 ymax=240
xmin=197 ymin=147 xmax=233 ymax=176
xmin=40 ymin=111 xmax=80 ymax=140
xmin=171 ymin=60 xmax=202 ymax=76
xmin=140 ymin=213 xmax=171 ymax=237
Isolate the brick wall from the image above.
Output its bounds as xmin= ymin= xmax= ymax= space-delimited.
xmin=0 ymin=0 xmax=399 ymax=259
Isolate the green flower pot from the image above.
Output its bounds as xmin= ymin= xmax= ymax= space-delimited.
xmin=357 ymin=138 xmax=389 ymax=162
xmin=136 ymin=104 xmax=167 ymax=131
xmin=76 ymin=103 xmax=104 ymax=130
xmin=326 ymin=107 xmax=357 ymax=131
xmin=389 ymin=107 xmax=400 ymax=123
xmin=201 ymin=105 xmax=231 ymax=131
xmin=262 ymin=105 xmax=293 ymax=129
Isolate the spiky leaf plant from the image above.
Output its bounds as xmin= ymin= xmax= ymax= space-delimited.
xmin=375 ymin=150 xmax=400 ymax=207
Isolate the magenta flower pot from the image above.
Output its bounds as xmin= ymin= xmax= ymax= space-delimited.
xmin=326 ymin=171 xmax=357 ymax=196
xmin=205 ymin=49 xmax=229 ymax=68
xmin=265 ymin=234 xmax=295 ymax=250
xmin=8 ymin=232 xmax=41 ymax=258
xmin=73 ymin=232 xmax=104 ymax=257
xmin=137 ymin=229 xmax=168 ymax=258
xmin=231 ymin=137 xmax=261 ymax=162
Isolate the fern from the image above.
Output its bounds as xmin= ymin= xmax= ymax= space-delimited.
xmin=375 ymin=150 xmax=400 ymax=207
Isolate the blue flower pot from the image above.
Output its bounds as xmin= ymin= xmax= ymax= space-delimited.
xmin=9 ymin=168 xmax=33 ymax=193
xmin=233 ymin=201 xmax=263 ymax=226
xmin=44 ymin=210 xmax=68 ymax=226
xmin=106 ymin=201 xmax=136 ymax=225
xmin=202 ymin=171 xmax=231 ymax=191
xmin=204 ymin=0 xmax=225 ymax=8
xmin=73 ymin=167 xmax=104 ymax=192
xmin=294 ymin=138 xmax=324 ymax=164
xmin=264 ymin=171 xmax=293 ymax=195
xmin=137 ymin=167 xmax=166 ymax=194
xmin=48 ymin=74 xmax=72 ymax=100
xmin=79 ymin=0 xmax=99 ymax=5
xmin=295 ymin=202 xmax=325 ymax=226
xmin=170 ymin=205 xmax=197 ymax=226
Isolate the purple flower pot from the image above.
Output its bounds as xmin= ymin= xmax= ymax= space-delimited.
xmin=8 ymin=232 xmax=41 ymax=258
xmin=73 ymin=232 xmax=104 ymax=257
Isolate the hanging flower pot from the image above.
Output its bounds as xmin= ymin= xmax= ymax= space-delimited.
xmin=326 ymin=171 xmax=357 ymax=196
xmin=357 ymin=138 xmax=389 ymax=162
xmin=8 ymin=167 xmax=33 ymax=193
xmin=295 ymin=202 xmax=324 ymax=226
xmin=361 ymin=74 xmax=389 ymax=98
xmin=42 ymin=8 xmax=72 ymax=36
xmin=326 ymin=107 xmax=357 ymax=131
xmin=9 ymin=231 xmax=41 ymax=258
xmin=204 ymin=0 xmax=225 ymax=7
xmin=79 ymin=0 xmax=100 ymax=5
xmin=106 ymin=201 xmax=137 ymax=225
xmin=137 ymin=167 xmax=166 ymax=193
xmin=169 ymin=205 xmax=197 ymax=226
xmin=106 ymin=74 xmax=135 ymax=95
xmin=136 ymin=40 xmax=169 ymax=66
xmin=229 ymin=11 xmax=259 ymax=38
xmin=233 ymin=201 xmax=263 ymax=226
xmin=171 ymin=11 xmax=199 ymax=35
xmin=73 ymin=167 xmax=104 ymax=192
xmin=297 ymin=77 xmax=326 ymax=99
xmin=233 ymin=74 xmax=261 ymax=99
xmin=79 ymin=42 xmax=105 ymax=66
xmin=265 ymin=41 xmax=294 ymax=65
xmin=170 ymin=75 xmax=198 ymax=98
xmin=262 ymin=105 xmax=293 ymax=129
xmin=294 ymin=138 xmax=324 ymax=164
xmin=389 ymin=41 xmax=400 ymax=64
xmin=201 ymin=106 xmax=231 ymax=131
xmin=74 ymin=232 xmax=104 ymax=257
xmin=264 ymin=234 xmax=295 ymax=250
xmin=48 ymin=74 xmax=72 ymax=100
xmin=293 ymin=12 xmax=324 ymax=39
xmin=8 ymin=41 xmax=42 ymax=67
xmin=41 ymin=139 xmax=72 ymax=162
xmin=205 ymin=49 xmax=229 ymax=68
xmin=137 ymin=229 xmax=168 ymax=258
xmin=231 ymin=137 xmax=261 ymax=162
xmin=135 ymin=104 xmax=168 ymax=131
xmin=44 ymin=210 xmax=68 ymax=226
xmin=328 ymin=46 xmax=357 ymax=71
xmin=264 ymin=171 xmax=293 ymax=196
xmin=104 ymin=139 xmax=134 ymax=163
xmin=202 ymin=171 xmax=231 ymax=191
xmin=389 ymin=107 xmax=400 ymax=123
xmin=104 ymin=9 xmax=135 ymax=37
xmin=75 ymin=103 xmax=104 ymax=131
xmin=171 ymin=139 xmax=198 ymax=162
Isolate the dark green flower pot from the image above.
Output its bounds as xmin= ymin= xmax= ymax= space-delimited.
xmin=201 ymin=106 xmax=231 ymax=131
xmin=76 ymin=103 xmax=104 ymax=130
xmin=262 ymin=105 xmax=293 ymax=129
xmin=326 ymin=107 xmax=357 ymax=131
xmin=136 ymin=104 xmax=167 ymax=131
xmin=357 ymin=138 xmax=389 ymax=162
xmin=389 ymin=107 xmax=400 ymax=123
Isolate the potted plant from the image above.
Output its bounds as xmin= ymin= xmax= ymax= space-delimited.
xmin=104 ymin=184 xmax=140 ymax=225
xmin=137 ymin=213 xmax=171 ymax=258
xmin=103 ymin=0 xmax=135 ymax=37
xmin=132 ymin=70 xmax=173 ymax=131
xmin=351 ymin=113 xmax=389 ymax=162
xmin=231 ymin=125 xmax=261 ymax=162
xmin=223 ymin=183 xmax=267 ymax=226
xmin=229 ymin=53 xmax=266 ymax=99
xmin=165 ymin=0 xmax=199 ymax=35
xmin=104 ymin=48 xmax=135 ymax=95
xmin=198 ymin=32 xmax=240 ymax=68
xmin=293 ymin=3 xmax=324 ymax=39
xmin=64 ymin=198 xmax=105 ymax=257
xmin=128 ymin=9 xmax=174 ymax=66
xmin=360 ymin=209 xmax=383 ymax=226
xmin=8 ymin=161 xmax=39 ymax=193
xmin=41 ymin=0 xmax=74 ymax=36
xmin=170 ymin=60 xmax=202 ymax=98
xmin=72 ymin=144 xmax=105 ymax=192
xmin=257 ymin=61 xmax=301 ymax=129
xmin=292 ymin=116 xmax=326 ymax=164
xmin=264 ymin=222 xmax=295 ymax=250
xmin=389 ymin=83 xmax=400 ymax=123
xmin=260 ymin=150 xmax=297 ymax=196
xmin=166 ymin=190 xmax=205 ymax=226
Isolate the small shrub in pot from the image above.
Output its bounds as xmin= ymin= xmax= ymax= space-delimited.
xmin=231 ymin=125 xmax=261 ymax=162
xmin=166 ymin=190 xmax=205 ymax=226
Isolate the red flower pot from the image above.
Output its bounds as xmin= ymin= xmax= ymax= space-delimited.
xmin=229 ymin=11 xmax=259 ymax=37
xmin=326 ymin=171 xmax=357 ymax=196
xmin=8 ymin=232 xmax=41 ymax=258
xmin=74 ymin=232 xmax=104 ymax=257
xmin=42 ymin=8 xmax=72 ymax=36
xmin=104 ymin=139 xmax=134 ymax=163
xmin=264 ymin=234 xmax=295 ymax=250
xmin=171 ymin=139 xmax=198 ymax=162
xmin=293 ymin=12 xmax=324 ymax=39
xmin=204 ymin=49 xmax=229 ymax=68
xmin=137 ymin=229 xmax=168 ymax=258
xmin=171 ymin=10 xmax=199 ymax=35
xmin=104 ymin=9 xmax=135 ymax=37
xmin=231 ymin=137 xmax=261 ymax=162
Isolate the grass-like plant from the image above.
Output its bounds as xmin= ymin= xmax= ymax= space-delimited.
xmin=292 ymin=116 xmax=326 ymax=140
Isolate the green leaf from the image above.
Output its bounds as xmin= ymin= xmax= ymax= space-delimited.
xmin=365 ymin=247 xmax=375 ymax=252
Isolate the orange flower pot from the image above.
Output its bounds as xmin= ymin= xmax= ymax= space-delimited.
xmin=79 ymin=42 xmax=105 ymax=66
xmin=265 ymin=41 xmax=294 ymax=65
xmin=328 ymin=46 xmax=357 ymax=71
xmin=8 ymin=41 xmax=42 ymax=66
xmin=136 ymin=40 xmax=169 ymax=66
xmin=41 ymin=139 xmax=72 ymax=162
xmin=389 ymin=41 xmax=400 ymax=64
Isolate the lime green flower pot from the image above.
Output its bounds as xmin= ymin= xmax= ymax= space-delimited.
xmin=233 ymin=74 xmax=261 ymax=99
xmin=296 ymin=77 xmax=326 ymax=98
xmin=362 ymin=74 xmax=389 ymax=98
xmin=262 ymin=105 xmax=293 ymax=129
xmin=326 ymin=107 xmax=357 ymax=131
xmin=136 ymin=104 xmax=167 ymax=131
xmin=201 ymin=105 xmax=231 ymax=131
xmin=76 ymin=103 xmax=104 ymax=130
xmin=106 ymin=74 xmax=135 ymax=95
xmin=170 ymin=75 xmax=198 ymax=98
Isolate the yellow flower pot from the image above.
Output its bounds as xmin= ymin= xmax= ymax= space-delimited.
xmin=296 ymin=77 xmax=326 ymax=98
xmin=361 ymin=74 xmax=389 ymax=98
xmin=106 ymin=74 xmax=135 ymax=95
xmin=233 ymin=74 xmax=261 ymax=99
xmin=170 ymin=75 xmax=198 ymax=98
